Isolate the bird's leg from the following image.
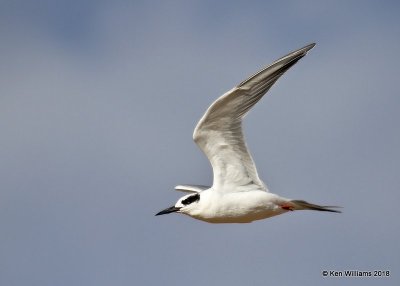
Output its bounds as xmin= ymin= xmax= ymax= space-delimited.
xmin=280 ymin=203 xmax=295 ymax=211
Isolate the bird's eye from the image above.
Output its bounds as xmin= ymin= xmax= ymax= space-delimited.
xmin=181 ymin=194 xmax=200 ymax=205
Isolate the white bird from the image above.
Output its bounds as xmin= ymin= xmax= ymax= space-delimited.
xmin=156 ymin=43 xmax=341 ymax=223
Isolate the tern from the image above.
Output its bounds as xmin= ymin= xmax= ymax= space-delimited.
xmin=156 ymin=43 xmax=341 ymax=223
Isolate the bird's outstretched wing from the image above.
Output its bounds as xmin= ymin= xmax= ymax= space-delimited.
xmin=174 ymin=185 xmax=210 ymax=193
xmin=193 ymin=43 xmax=315 ymax=192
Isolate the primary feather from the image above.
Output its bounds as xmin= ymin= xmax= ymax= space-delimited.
xmin=193 ymin=43 xmax=315 ymax=192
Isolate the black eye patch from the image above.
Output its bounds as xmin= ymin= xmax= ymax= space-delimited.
xmin=181 ymin=194 xmax=200 ymax=205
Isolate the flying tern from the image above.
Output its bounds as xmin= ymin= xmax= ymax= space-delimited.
xmin=156 ymin=43 xmax=341 ymax=223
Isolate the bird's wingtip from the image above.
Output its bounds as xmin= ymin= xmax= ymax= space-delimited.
xmin=303 ymin=42 xmax=316 ymax=52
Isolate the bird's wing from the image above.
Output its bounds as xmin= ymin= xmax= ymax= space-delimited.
xmin=174 ymin=185 xmax=210 ymax=193
xmin=193 ymin=43 xmax=315 ymax=192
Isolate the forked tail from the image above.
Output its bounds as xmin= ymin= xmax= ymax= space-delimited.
xmin=291 ymin=200 xmax=342 ymax=213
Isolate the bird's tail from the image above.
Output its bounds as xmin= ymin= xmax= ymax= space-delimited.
xmin=290 ymin=200 xmax=342 ymax=213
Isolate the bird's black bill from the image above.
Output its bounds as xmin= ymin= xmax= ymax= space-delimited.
xmin=155 ymin=206 xmax=181 ymax=216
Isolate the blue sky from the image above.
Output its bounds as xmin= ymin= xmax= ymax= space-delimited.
xmin=1 ymin=1 xmax=399 ymax=285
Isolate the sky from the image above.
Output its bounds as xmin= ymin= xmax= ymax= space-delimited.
xmin=1 ymin=1 xmax=399 ymax=285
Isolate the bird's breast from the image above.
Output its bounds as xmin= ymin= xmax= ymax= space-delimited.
xmin=190 ymin=191 xmax=287 ymax=223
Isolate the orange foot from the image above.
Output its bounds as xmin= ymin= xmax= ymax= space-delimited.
xmin=280 ymin=203 xmax=294 ymax=211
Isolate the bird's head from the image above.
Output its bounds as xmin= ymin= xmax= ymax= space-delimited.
xmin=156 ymin=193 xmax=200 ymax=216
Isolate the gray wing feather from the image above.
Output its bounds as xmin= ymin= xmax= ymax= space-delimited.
xmin=175 ymin=185 xmax=210 ymax=193
xmin=193 ymin=43 xmax=315 ymax=191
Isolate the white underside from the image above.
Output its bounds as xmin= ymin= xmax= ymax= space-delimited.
xmin=180 ymin=190 xmax=290 ymax=223
xmin=188 ymin=208 xmax=288 ymax=223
